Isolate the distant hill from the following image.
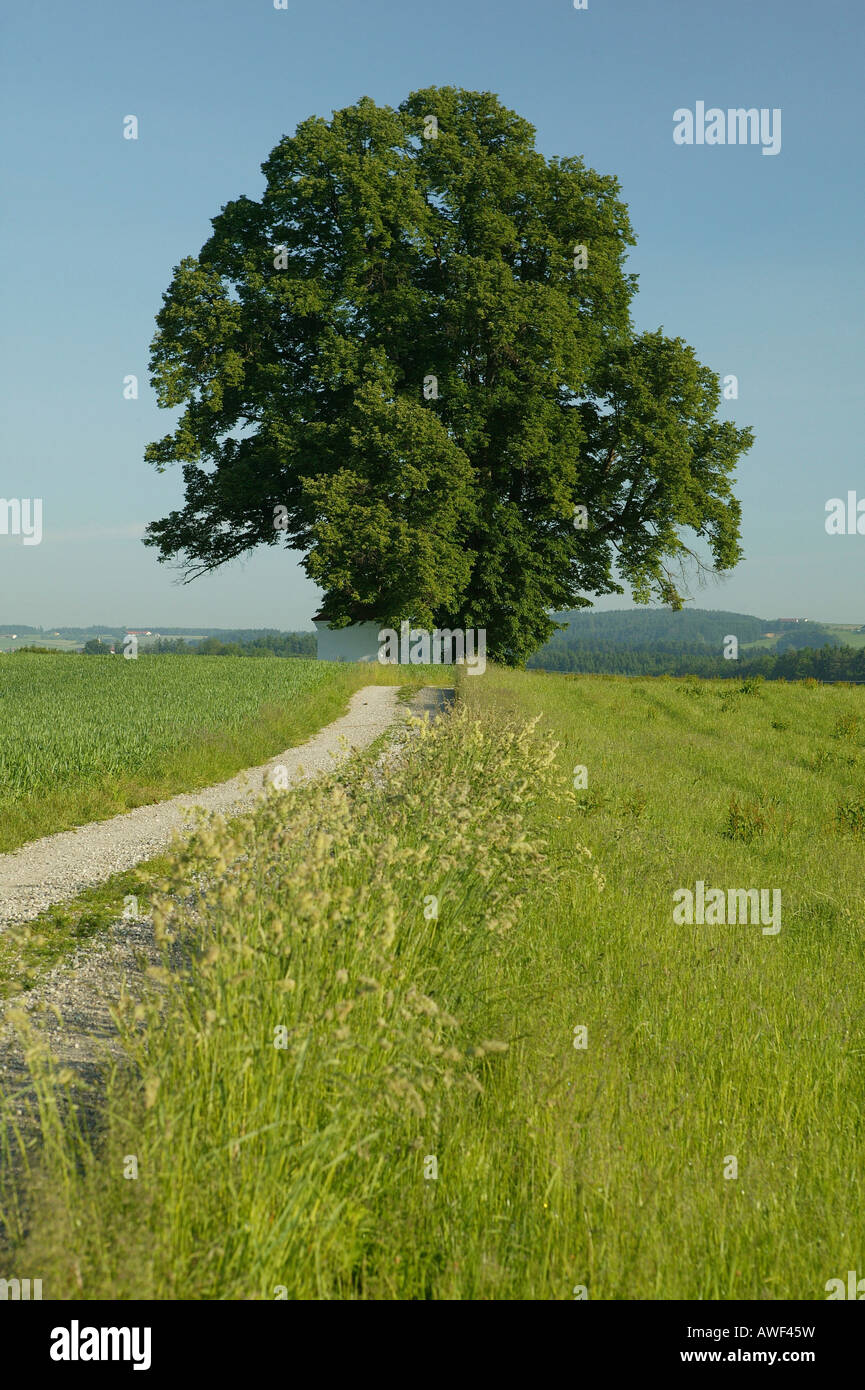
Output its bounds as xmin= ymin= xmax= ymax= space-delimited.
xmin=528 ymin=608 xmax=852 ymax=679
xmin=540 ymin=608 xmax=770 ymax=649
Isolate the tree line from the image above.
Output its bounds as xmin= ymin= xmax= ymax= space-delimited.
xmin=80 ymin=633 xmax=317 ymax=658
xmin=528 ymin=642 xmax=865 ymax=682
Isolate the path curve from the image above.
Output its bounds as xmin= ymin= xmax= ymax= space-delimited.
xmin=0 ymin=685 xmax=401 ymax=930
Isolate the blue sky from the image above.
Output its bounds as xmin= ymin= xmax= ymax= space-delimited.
xmin=1 ymin=0 xmax=862 ymax=629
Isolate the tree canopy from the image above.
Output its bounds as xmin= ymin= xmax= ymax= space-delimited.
xmin=144 ymin=87 xmax=753 ymax=664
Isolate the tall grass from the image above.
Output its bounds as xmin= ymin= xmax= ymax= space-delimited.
xmin=1 ymin=701 xmax=583 ymax=1296
xmin=3 ymin=669 xmax=864 ymax=1299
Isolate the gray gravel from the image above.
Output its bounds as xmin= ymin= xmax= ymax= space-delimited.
xmin=0 ymin=686 xmax=454 ymax=1194
xmin=0 ymin=684 xmax=401 ymax=931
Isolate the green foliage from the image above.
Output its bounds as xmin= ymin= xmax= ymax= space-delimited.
xmin=5 ymin=671 xmax=865 ymax=1298
xmin=529 ymin=611 xmax=862 ymax=681
xmin=11 ymin=646 xmax=71 ymax=656
xmin=150 ymin=632 xmax=317 ymax=657
xmin=531 ymin=634 xmax=865 ymax=683
xmin=836 ymin=799 xmax=865 ymax=835
xmin=302 ymin=380 xmax=476 ymax=628
xmin=543 ymin=606 xmax=771 ymax=648
xmin=724 ymin=795 xmax=770 ymax=843
xmin=143 ymin=88 xmax=752 ymax=663
xmin=832 ymin=711 xmax=861 ymax=741
xmin=775 ymin=624 xmax=841 ymax=653
xmin=2 ymin=703 xmax=584 ymax=1296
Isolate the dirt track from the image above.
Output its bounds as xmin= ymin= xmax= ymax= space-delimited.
xmin=0 ymin=684 xmax=401 ymax=930
xmin=0 ymin=687 xmax=454 ymax=1182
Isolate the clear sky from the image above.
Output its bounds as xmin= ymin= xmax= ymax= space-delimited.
xmin=1 ymin=0 xmax=862 ymax=629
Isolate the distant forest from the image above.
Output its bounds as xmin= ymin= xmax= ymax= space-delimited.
xmin=528 ymin=610 xmax=865 ymax=681
xmin=536 ymin=609 xmax=769 ymax=648
xmin=146 ymin=633 xmax=316 ymax=658
xmin=8 ymin=611 xmax=865 ymax=682
xmin=80 ymin=632 xmax=317 ymax=658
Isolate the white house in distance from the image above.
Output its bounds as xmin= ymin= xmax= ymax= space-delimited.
xmin=313 ymin=615 xmax=486 ymax=673
xmin=312 ymin=613 xmax=382 ymax=663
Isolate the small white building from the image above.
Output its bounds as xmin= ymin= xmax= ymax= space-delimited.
xmin=312 ymin=614 xmax=383 ymax=663
xmin=312 ymin=616 xmax=486 ymax=673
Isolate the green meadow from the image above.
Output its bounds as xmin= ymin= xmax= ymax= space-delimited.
xmin=2 ymin=666 xmax=864 ymax=1299
xmin=0 ymin=654 xmax=418 ymax=852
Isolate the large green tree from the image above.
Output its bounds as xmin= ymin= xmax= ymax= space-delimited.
xmin=144 ymin=87 xmax=753 ymax=664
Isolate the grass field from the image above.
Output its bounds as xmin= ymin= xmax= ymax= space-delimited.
xmin=825 ymin=625 xmax=865 ymax=649
xmin=2 ymin=667 xmax=864 ymax=1299
xmin=741 ymin=624 xmax=865 ymax=654
xmin=0 ymin=654 xmax=423 ymax=852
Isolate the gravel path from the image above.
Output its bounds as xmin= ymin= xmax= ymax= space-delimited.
xmin=0 ymin=684 xmax=401 ymax=931
xmin=0 ymin=686 xmax=454 ymax=1191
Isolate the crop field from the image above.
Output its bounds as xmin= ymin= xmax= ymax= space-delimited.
xmin=0 ymin=654 xmax=413 ymax=852
xmin=3 ymin=667 xmax=864 ymax=1300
